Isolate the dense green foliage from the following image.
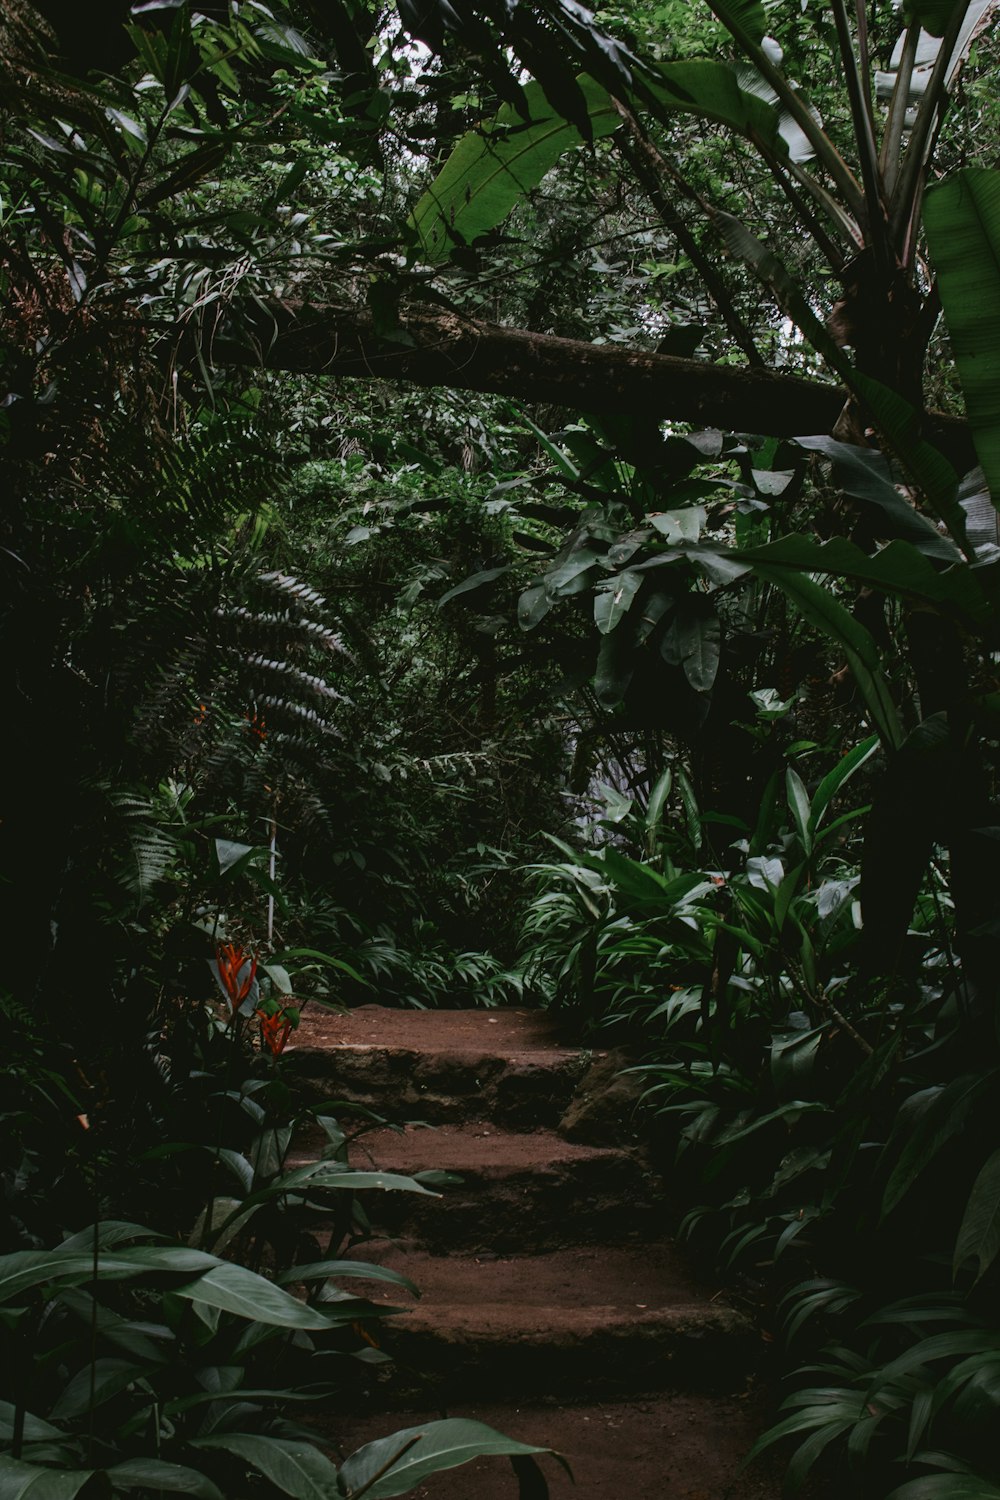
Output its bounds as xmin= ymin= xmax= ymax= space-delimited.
xmin=5 ymin=0 xmax=1000 ymax=1495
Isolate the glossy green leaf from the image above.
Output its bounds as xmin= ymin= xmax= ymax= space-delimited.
xmin=410 ymin=75 xmax=619 ymax=261
xmin=593 ymin=570 xmax=642 ymax=634
xmin=174 ymin=1263 xmax=352 ymax=1329
xmin=887 ymin=1476 xmax=1000 ymax=1500
xmin=661 ymin=604 xmax=721 ymax=693
xmin=647 ymin=59 xmax=781 ymax=145
xmin=191 ymin=1436 xmax=338 ymax=1500
xmin=883 ymin=1073 xmax=996 ymax=1218
xmin=704 ymin=0 xmax=769 ymax=44
xmin=0 ymin=1458 xmax=99 ymax=1500
xmin=106 ymin=1462 xmax=222 ymax=1500
xmin=337 ymin=1418 xmax=568 ymax=1499
xmin=51 ymin=1360 xmax=150 ymax=1420
xmin=793 ymin=435 xmax=962 ymax=561
xmin=924 ymin=169 xmax=1000 ymax=508
xmin=903 ymin=0 xmax=971 ymax=36
xmin=739 ymin=533 xmax=987 ymax=624
xmin=852 ymin=376 xmax=969 ymax=551
xmin=954 ymin=1147 xmax=1000 ymax=1282
xmin=279 ymin=1261 xmax=420 ymax=1298
xmin=753 ymin=566 xmax=903 ymax=749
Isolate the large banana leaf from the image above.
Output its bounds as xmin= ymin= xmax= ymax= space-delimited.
xmin=409 ymin=75 xmax=619 ymax=262
xmin=924 ymin=168 xmax=1000 ymax=507
xmin=645 ymin=60 xmax=784 ymax=151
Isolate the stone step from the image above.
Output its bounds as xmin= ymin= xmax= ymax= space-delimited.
xmin=334 ymin=1244 xmax=759 ymax=1403
xmin=290 ymin=1123 xmax=663 ymax=1253
xmin=325 ymin=1395 xmax=780 ymax=1500
xmin=283 ymin=1005 xmax=595 ymax=1128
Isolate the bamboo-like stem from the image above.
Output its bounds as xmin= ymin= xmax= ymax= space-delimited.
xmin=830 ymin=0 xmax=890 ymax=271
xmin=611 ymin=101 xmax=765 ymax=365
xmin=705 ymin=3 xmax=867 ymax=220
xmin=880 ymin=18 xmax=920 ymax=195
xmin=890 ymin=0 xmax=968 ymax=242
xmin=761 ymin=146 xmax=861 ymax=264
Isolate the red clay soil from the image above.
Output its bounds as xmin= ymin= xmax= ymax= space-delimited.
xmin=331 ymin=1394 xmax=780 ymax=1499
xmin=289 ymin=1006 xmax=782 ymax=1499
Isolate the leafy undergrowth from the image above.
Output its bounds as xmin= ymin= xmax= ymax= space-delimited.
xmin=520 ymin=745 xmax=1000 ymax=1499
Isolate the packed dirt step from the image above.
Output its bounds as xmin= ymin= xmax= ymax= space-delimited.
xmin=325 ymin=1394 xmax=780 ymax=1500
xmin=286 ymin=1005 xmax=778 ymax=1498
xmin=338 ymin=1242 xmax=758 ymax=1403
xmin=289 ymin=1122 xmax=661 ymax=1251
xmin=284 ymin=1004 xmax=613 ymax=1129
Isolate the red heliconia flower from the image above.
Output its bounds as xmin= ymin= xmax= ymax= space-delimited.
xmin=257 ymin=1006 xmax=294 ymax=1057
xmin=215 ymin=942 xmax=257 ymax=1015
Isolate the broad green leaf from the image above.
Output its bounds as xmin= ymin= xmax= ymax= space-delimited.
xmin=518 ymin=582 xmax=555 ymax=630
xmin=436 ymin=567 xmax=510 ymax=609
xmin=337 ymin=1418 xmax=569 ymax=1499
xmin=647 ymin=59 xmax=781 ymax=145
xmin=752 ymin=566 xmax=904 ymax=749
xmin=887 ymin=1476 xmax=1000 ymax=1499
xmin=786 ymin=767 xmax=812 ymax=856
xmin=954 ymin=1147 xmax=1000 ymax=1282
xmin=215 ymin=839 xmax=257 ymax=876
xmin=0 ymin=1458 xmax=99 ymax=1500
xmin=593 ymin=570 xmax=642 ymax=634
xmin=0 ymin=1406 xmax=63 ymax=1443
xmin=410 ymin=75 xmax=619 ymax=261
xmin=644 ymin=766 xmax=673 ymax=854
xmin=279 ymin=1261 xmax=420 ymax=1298
xmin=737 ymin=533 xmax=987 ymax=624
xmin=191 ymin=1436 xmax=338 ymax=1500
xmin=650 ymin=507 xmax=705 ymax=544
xmin=852 ymin=375 xmax=969 ymax=550
xmin=793 ymin=435 xmax=962 ymax=561
xmin=106 ymin=1462 xmax=223 ymax=1500
xmin=51 ymin=1360 xmax=149 ymax=1419
xmin=809 ymin=736 xmax=879 ymax=834
xmin=661 ymin=605 xmax=721 ymax=693
xmin=0 ymin=1245 xmax=212 ymax=1304
xmin=704 ymin=0 xmax=769 ymax=44
xmin=924 ymin=169 xmax=1000 ymax=509
xmin=904 ymin=0 xmax=972 ymax=35
xmin=882 ymin=1073 xmax=996 ymax=1217
xmin=174 ymin=1263 xmax=354 ymax=1329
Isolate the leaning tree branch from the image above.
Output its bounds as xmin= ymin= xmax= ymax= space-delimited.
xmin=212 ymin=300 xmax=973 ymax=466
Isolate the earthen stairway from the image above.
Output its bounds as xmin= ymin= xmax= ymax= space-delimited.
xmin=285 ymin=1005 xmax=777 ymax=1499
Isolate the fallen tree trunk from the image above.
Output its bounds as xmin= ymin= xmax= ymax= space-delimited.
xmin=216 ymin=301 xmax=974 ymax=466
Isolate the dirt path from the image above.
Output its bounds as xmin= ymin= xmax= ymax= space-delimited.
xmin=285 ymin=1006 xmax=778 ymax=1499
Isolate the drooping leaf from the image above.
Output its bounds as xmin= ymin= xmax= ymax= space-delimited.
xmin=851 ymin=375 xmax=969 ymax=551
xmin=924 ymin=169 xmax=1000 ymax=509
xmin=436 ymin=567 xmax=510 ymax=609
xmin=593 ymin=570 xmax=642 ymax=634
xmin=106 ymin=1462 xmax=223 ymax=1500
xmin=704 ymin=0 xmax=769 ymax=44
xmin=337 ymin=1419 xmax=569 ymax=1500
xmin=51 ymin=1360 xmax=150 ymax=1420
xmin=886 ymin=1475 xmax=1000 ymax=1499
xmin=752 ymin=566 xmax=904 ymax=749
xmin=410 ymin=75 xmax=620 ymax=261
xmin=190 ymin=1436 xmax=339 ymax=1500
xmin=646 ymin=59 xmax=782 ymax=147
xmin=174 ymin=1263 xmax=358 ymax=1329
xmin=279 ymin=1261 xmax=420 ymax=1298
xmin=660 ymin=604 xmax=721 ymax=693
xmin=793 ymin=435 xmax=963 ymax=561
xmin=954 ymin=1147 xmax=1000 ymax=1282
xmin=0 ymin=1458 xmax=99 ymax=1500
xmin=882 ymin=1073 xmax=996 ymax=1218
